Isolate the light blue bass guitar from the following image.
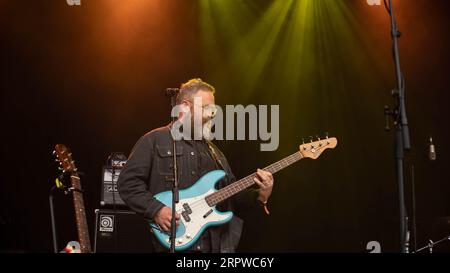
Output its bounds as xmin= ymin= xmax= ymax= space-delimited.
xmin=150 ymin=137 xmax=337 ymax=250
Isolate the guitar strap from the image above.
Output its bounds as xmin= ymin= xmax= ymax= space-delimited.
xmin=205 ymin=140 xmax=226 ymax=171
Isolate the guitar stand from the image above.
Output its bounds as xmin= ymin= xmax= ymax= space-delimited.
xmin=49 ymin=185 xmax=60 ymax=253
xmin=49 ymin=176 xmax=85 ymax=253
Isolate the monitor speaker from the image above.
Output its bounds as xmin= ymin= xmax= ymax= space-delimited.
xmin=94 ymin=209 xmax=155 ymax=253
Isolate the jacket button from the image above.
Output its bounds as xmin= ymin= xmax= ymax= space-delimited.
xmin=191 ymin=171 xmax=195 ymax=175
xmin=196 ymin=246 xmax=201 ymax=251
xmin=190 ymin=152 xmax=195 ymax=156
xmin=167 ymin=151 xmax=171 ymax=155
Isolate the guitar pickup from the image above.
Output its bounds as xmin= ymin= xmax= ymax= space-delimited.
xmin=203 ymin=209 xmax=213 ymax=218
xmin=181 ymin=211 xmax=191 ymax=222
xmin=182 ymin=203 xmax=192 ymax=214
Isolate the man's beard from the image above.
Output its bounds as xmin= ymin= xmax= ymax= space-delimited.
xmin=180 ymin=111 xmax=212 ymax=140
xmin=202 ymin=119 xmax=213 ymax=141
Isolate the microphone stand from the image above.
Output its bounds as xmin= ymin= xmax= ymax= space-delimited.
xmin=383 ymin=0 xmax=411 ymax=253
xmin=414 ymin=236 xmax=450 ymax=253
xmin=167 ymin=88 xmax=180 ymax=253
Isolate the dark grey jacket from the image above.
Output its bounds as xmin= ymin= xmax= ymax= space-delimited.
xmin=117 ymin=125 xmax=258 ymax=252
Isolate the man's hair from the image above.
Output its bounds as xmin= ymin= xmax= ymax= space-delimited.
xmin=176 ymin=78 xmax=215 ymax=104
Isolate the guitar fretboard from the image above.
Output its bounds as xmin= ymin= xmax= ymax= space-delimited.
xmin=205 ymin=151 xmax=303 ymax=206
xmin=71 ymin=175 xmax=92 ymax=253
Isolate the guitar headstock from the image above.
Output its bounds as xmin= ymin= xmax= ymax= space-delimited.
xmin=299 ymin=136 xmax=337 ymax=159
xmin=54 ymin=144 xmax=77 ymax=173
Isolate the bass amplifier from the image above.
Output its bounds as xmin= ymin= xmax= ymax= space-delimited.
xmin=94 ymin=209 xmax=155 ymax=253
xmin=100 ymin=166 xmax=127 ymax=207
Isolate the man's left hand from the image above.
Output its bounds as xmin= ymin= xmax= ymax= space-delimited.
xmin=253 ymin=168 xmax=274 ymax=203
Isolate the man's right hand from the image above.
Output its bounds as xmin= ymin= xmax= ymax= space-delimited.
xmin=154 ymin=206 xmax=180 ymax=232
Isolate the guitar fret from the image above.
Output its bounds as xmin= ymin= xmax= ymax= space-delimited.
xmin=206 ymin=152 xmax=303 ymax=206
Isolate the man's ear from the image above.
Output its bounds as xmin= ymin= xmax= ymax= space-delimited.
xmin=176 ymin=101 xmax=191 ymax=121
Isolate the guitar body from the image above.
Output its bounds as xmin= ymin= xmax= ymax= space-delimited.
xmin=150 ymin=170 xmax=233 ymax=251
xmin=149 ymin=137 xmax=337 ymax=251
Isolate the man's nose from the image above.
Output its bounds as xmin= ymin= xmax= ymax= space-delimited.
xmin=203 ymin=116 xmax=212 ymax=123
xmin=203 ymin=111 xmax=214 ymax=120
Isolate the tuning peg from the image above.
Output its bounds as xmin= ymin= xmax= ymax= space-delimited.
xmin=68 ymin=153 xmax=72 ymax=157
xmin=309 ymin=136 xmax=313 ymax=143
xmin=316 ymin=135 xmax=322 ymax=146
xmin=52 ymin=150 xmax=56 ymax=155
xmin=58 ymin=167 xmax=64 ymax=171
xmin=54 ymin=159 xmax=59 ymax=162
xmin=301 ymin=138 xmax=307 ymax=150
xmin=325 ymin=132 xmax=330 ymax=144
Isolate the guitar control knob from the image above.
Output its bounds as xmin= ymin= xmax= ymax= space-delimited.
xmin=186 ymin=234 xmax=191 ymax=239
xmin=177 ymin=239 xmax=183 ymax=244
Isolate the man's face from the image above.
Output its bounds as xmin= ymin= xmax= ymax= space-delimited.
xmin=181 ymin=89 xmax=216 ymax=139
xmin=188 ymin=90 xmax=216 ymax=125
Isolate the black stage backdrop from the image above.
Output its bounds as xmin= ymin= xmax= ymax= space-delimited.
xmin=1 ymin=0 xmax=449 ymax=252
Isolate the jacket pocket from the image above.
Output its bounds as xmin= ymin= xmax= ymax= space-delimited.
xmin=155 ymin=145 xmax=183 ymax=176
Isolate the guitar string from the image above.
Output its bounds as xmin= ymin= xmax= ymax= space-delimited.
xmin=166 ymin=151 xmax=304 ymax=217
xmin=187 ymin=151 xmax=303 ymax=210
xmin=165 ymin=152 xmax=304 ymax=221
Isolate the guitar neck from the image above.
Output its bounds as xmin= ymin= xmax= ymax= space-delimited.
xmin=70 ymin=175 xmax=92 ymax=253
xmin=206 ymin=151 xmax=304 ymax=206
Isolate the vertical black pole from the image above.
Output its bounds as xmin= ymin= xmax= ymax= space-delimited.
xmin=387 ymin=0 xmax=410 ymax=253
xmin=169 ymin=93 xmax=179 ymax=253
xmin=49 ymin=186 xmax=59 ymax=253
